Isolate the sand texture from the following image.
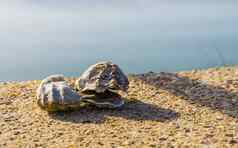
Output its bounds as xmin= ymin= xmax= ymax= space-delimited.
xmin=0 ymin=66 xmax=238 ymax=148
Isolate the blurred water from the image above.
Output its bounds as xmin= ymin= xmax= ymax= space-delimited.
xmin=0 ymin=1 xmax=238 ymax=81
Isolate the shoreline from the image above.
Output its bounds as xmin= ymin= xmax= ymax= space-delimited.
xmin=1 ymin=64 xmax=237 ymax=84
xmin=1 ymin=66 xmax=238 ymax=147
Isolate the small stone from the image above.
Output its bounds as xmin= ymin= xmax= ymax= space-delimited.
xmin=13 ymin=131 xmax=20 ymax=135
xmin=225 ymin=133 xmax=234 ymax=137
xmin=57 ymin=132 xmax=64 ymax=136
xmin=149 ymin=144 xmax=157 ymax=147
xmin=185 ymin=128 xmax=191 ymax=133
xmin=205 ymin=134 xmax=214 ymax=138
xmin=230 ymin=139 xmax=238 ymax=144
xmin=203 ymin=125 xmax=212 ymax=128
xmin=21 ymin=135 xmax=26 ymax=139
xmin=216 ymin=116 xmax=223 ymax=120
xmin=84 ymin=130 xmax=90 ymax=135
xmin=2 ymin=142 xmax=7 ymax=146
xmin=98 ymin=141 xmax=104 ymax=145
xmin=159 ymin=137 xmax=167 ymax=141
xmin=33 ymin=139 xmax=39 ymax=142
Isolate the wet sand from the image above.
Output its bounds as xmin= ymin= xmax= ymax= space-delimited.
xmin=0 ymin=66 xmax=238 ymax=147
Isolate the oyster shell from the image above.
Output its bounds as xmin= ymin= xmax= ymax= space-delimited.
xmin=80 ymin=91 xmax=125 ymax=109
xmin=75 ymin=61 xmax=129 ymax=108
xmin=75 ymin=61 xmax=129 ymax=94
xmin=36 ymin=75 xmax=84 ymax=111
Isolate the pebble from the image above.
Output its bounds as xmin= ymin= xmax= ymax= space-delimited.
xmin=225 ymin=134 xmax=234 ymax=137
xmin=159 ymin=137 xmax=167 ymax=141
xmin=230 ymin=139 xmax=238 ymax=144
xmin=13 ymin=131 xmax=20 ymax=135
xmin=216 ymin=116 xmax=224 ymax=120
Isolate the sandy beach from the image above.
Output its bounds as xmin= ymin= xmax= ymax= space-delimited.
xmin=0 ymin=66 xmax=238 ymax=147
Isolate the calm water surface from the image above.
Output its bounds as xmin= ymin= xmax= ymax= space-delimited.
xmin=0 ymin=1 xmax=238 ymax=81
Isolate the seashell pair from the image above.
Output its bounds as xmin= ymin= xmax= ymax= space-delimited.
xmin=36 ymin=61 xmax=129 ymax=111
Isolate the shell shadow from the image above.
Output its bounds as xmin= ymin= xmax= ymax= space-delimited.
xmin=48 ymin=99 xmax=179 ymax=124
xmin=134 ymin=72 xmax=238 ymax=118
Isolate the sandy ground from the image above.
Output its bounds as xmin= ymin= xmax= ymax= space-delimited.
xmin=0 ymin=66 xmax=238 ymax=148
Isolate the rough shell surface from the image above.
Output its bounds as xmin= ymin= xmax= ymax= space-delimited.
xmin=80 ymin=92 xmax=125 ymax=109
xmin=36 ymin=75 xmax=82 ymax=111
xmin=75 ymin=61 xmax=129 ymax=94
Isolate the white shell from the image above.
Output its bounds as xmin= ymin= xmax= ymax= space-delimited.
xmin=37 ymin=75 xmax=82 ymax=111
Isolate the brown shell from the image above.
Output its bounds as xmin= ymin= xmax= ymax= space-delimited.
xmin=75 ymin=61 xmax=129 ymax=95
